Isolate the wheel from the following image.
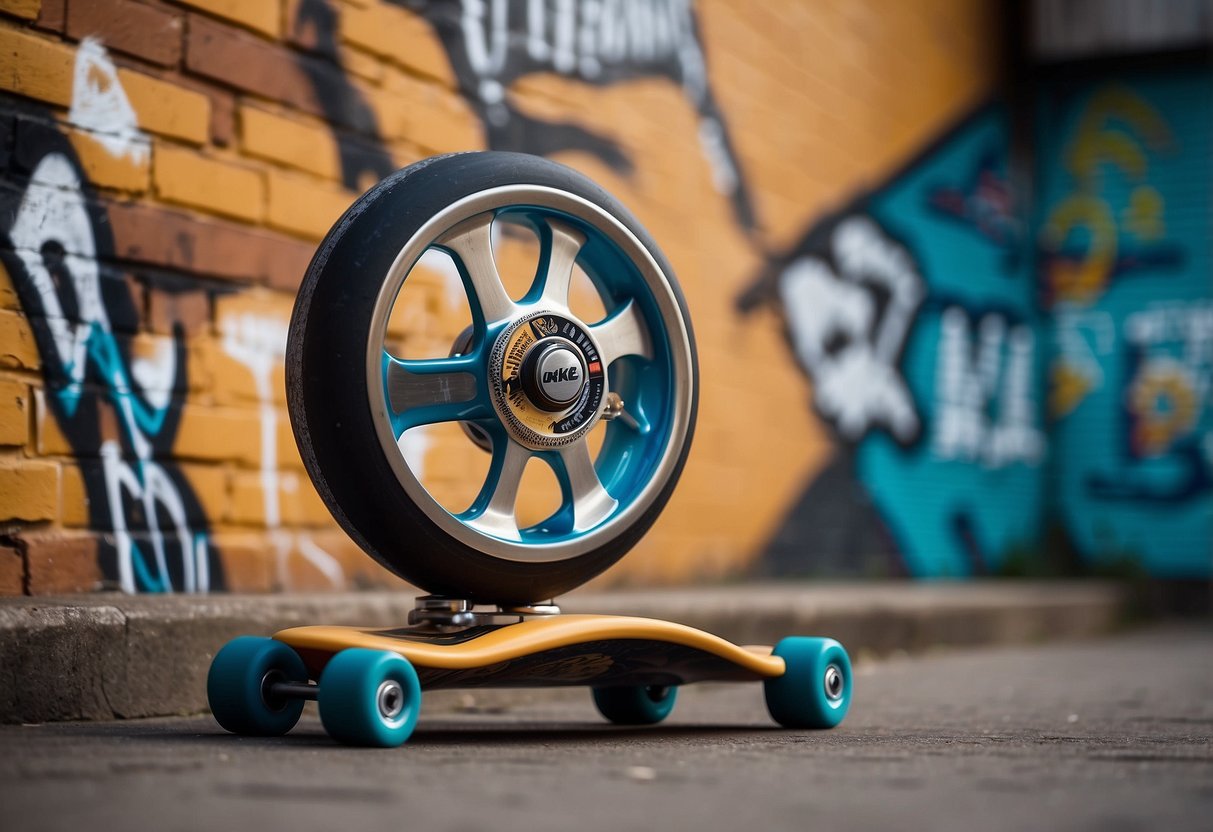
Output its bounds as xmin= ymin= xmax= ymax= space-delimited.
xmin=764 ymin=637 xmax=853 ymax=729
xmin=592 ymin=684 xmax=678 ymax=725
xmin=318 ymin=649 xmax=422 ymax=747
xmin=287 ymin=152 xmax=698 ymax=604
xmin=207 ymin=636 xmax=308 ymax=736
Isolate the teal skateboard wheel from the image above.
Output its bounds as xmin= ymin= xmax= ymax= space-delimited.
xmin=764 ymin=637 xmax=852 ymax=729
xmin=208 ymin=636 xmax=308 ymax=737
xmin=318 ymin=649 xmax=422 ymax=747
xmin=592 ymin=684 xmax=678 ymax=725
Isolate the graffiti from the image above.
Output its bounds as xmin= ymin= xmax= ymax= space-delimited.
xmin=1084 ymin=301 xmax=1213 ymax=504
xmin=1039 ymin=69 xmax=1212 ymax=577
xmin=769 ymin=213 xmax=924 ymax=444
xmin=1038 ymin=86 xmax=1183 ymax=306
xmin=293 ymin=0 xmax=396 ymax=190
xmin=221 ymin=312 xmax=344 ymax=588
xmin=68 ymin=37 xmax=149 ymax=166
xmin=932 ymin=307 xmax=1043 ymax=468
xmin=293 ymin=0 xmax=760 ymax=240
xmin=0 ymin=40 xmax=220 ymax=592
xmin=1050 ymin=309 xmax=1115 ymax=418
xmin=928 ymin=146 xmax=1019 ymax=253
xmin=738 ymin=106 xmax=1043 ymax=577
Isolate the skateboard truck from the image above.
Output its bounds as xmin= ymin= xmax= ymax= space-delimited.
xmin=408 ymin=596 xmax=562 ymax=628
xmin=206 ymin=152 xmax=854 ymax=747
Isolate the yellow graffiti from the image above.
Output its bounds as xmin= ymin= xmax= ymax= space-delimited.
xmin=1044 ymin=86 xmax=1172 ymax=305
xmin=1049 ymin=361 xmax=1092 ymax=419
xmin=1129 ymin=361 xmax=1197 ymax=456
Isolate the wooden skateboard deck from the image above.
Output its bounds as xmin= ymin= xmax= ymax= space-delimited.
xmin=275 ymin=614 xmax=786 ymax=691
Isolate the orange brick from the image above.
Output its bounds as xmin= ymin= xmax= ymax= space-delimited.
xmin=0 ymin=375 xmax=29 ymax=446
xmin=171 ymin=0 xmax=280 ymax=38
xmin=1 ymin=1 xmax=41 ymax=21
xmin=276 ymin=413 xmax=304 ymax=470
xmin=337 ymin=44 xmax=383 ymax=85
xmin=0 ymin=25 xmax=73 ymax=107
xmin=23 ymin=531 xmax=102 ymax=594
xmin=211 ymin=528 xmax=274 ymax=591
xmin=180 ymin=462 xmax=228 ymax=523
xmin=59 ymin=463 xmax=90 ymax=526
xmin=0 ymin=261 xmax=20 ymax=311
xmin=174 ymin=403 xmax=264 ymax=466
xmin=118 ymin=69 xmax=210 ymax=145
xmin=228 ymin=471 xmax=268 ymax=526
xmin=265 ymin=167 xmax=351 ymax=239
xmin=67 ymin=126 xmax=150 ymax=193
xmin=239 ymin=104 xmax=340 ymax=180
xmin=279 ymin=469 xmax=331 ymax=525
xmin=154 ymin=142 xmax=265 ymax=222
xmin=0 ymin=309 xmax=40 ymax=370
xmin=0 ymin=459 xmax=59 ymax=522
xmin=340 ymin=2 xmax=453 ymax=86
xmin=370 ymin=79 xmax=481 ymax=152
xmin=32 ymin=387 xmax=72 ymax=456
xmin=0 ymin=542 xmax=23 ymax=594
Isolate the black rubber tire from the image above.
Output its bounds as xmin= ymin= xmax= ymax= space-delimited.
xmin=286 ymin=152 xmax=698 ymax=604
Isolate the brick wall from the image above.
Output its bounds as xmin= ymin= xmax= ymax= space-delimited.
xmin=0 ymin=0 xmax=1002 ymax=594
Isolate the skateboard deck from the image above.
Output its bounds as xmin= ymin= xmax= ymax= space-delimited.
xmin=275 ymin=614 xmax=786 ymax=691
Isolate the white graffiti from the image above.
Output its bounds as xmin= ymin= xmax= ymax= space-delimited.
xmin=778 ymin=216 xmax=924 ymax=442
xmin=67 ymin=37 xmax=149 ymax=165
xmin=221 ymin=312 xmax=344 ymax=588
xmin=9 ymin=39 xmax=208 ymax=592
xmin=457 ymin=0 xmax=739 ymax=197
xmin=932 ymin=307 xmax=1044 ymax=468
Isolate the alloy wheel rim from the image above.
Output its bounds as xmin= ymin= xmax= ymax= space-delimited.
xmin=366 ymin=185 xmax=694 ymax=564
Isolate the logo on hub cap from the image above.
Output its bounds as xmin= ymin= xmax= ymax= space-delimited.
xmin=537 ymin=348 xmax=585 ymax=404
xmin=491 ymin=313 xmax=606 ymax=448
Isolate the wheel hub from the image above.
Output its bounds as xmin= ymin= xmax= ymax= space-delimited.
xmin=523 ymin=340 xmax=587 ymax=410
xmin=487 ymin=311 xmax=606 ymax=448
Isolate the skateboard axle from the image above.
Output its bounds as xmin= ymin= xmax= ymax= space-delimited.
xmin=269 ymin=680 xmax=319 ymax=702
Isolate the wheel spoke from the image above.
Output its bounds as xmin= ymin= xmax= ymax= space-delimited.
xmin=384 ymin=353 xmax=489 ymax=434
xmin=460 ymin=436 xmax=529 ymax=540
xmin=435 ymin=213 xmax=515 ymax=324
xmin=590 ymin=299 xmax=653 ymax=365
xmin=537 ymin=217 xmax=586 ymax=309
xmin=557 ymin=442 xmax=618 ymax=532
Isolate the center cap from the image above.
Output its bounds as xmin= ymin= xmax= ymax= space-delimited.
xmin=523 ymin=341 xmax=587 ymax=411
xmin=489 ymin=312 xmax=606 ymax=448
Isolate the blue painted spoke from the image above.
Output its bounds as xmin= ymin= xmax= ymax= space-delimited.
xmin=434 ymin=213 xmax=516 ymax=325
xmin=590 ymin=299 xmax=652 ymax=366
xmin=383 ymin=353 xmax=490 ymax=435
xmin=457 ymin=434 xmax=529 ymax=540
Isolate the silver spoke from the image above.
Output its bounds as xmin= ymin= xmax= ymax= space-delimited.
xmin=436 ymin=213 xmax=515 ymax=324
xmin=539 ymin=218 xmax=586 ymax=308
xmin=558 ymin=442 xmax=618 ymax=532
xmin=465 ymin=438 xmax=529 ymax=541
xmin=385 ymin=357 xmax=484 ymax=432
xmin=590 ymin=299 xmax=653 ymax=365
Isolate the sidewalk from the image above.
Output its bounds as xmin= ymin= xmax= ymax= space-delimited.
xmin=0 ymin=581 xmax=1132 ymax=724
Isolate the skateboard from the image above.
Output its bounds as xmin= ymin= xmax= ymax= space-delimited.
xmin=207 ymin=152 xmax=853 ymax=746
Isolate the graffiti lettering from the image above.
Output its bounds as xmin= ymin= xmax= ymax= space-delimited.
xmin=1 ymin=41 xmax=219 ymax=592
xmin=932 ymin=307 xmax=1043 ymax=468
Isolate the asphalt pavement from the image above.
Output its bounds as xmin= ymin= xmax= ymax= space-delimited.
xmin=2 ymin=624 xmax=1210 ymax=832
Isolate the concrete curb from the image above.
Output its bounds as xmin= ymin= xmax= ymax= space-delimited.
xmin=0 ymin=581 xmax=1132 ymax=724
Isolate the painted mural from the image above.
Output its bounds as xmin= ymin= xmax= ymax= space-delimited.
xmin=0 ymin=40 xmax=222 ymax=592
xmin=1038 ymin=68 xmax=1212 ymax=578
xmin=293 ymin=0 xmax=760 ymax=240
xmin=0 ymin=1 xmax=1205 ymax=594
xmin=740 ymin=107 xmax=1047 ymax=578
